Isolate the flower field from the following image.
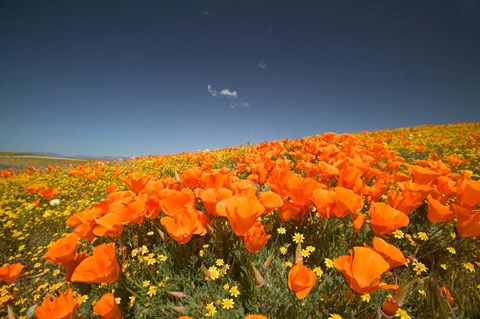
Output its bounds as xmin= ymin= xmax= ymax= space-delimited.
xmin=1 ymin=122 xmax=479 ymax=319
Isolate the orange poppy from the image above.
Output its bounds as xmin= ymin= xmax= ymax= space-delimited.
xmin=71 ymin=243 xmax=120 ymax=284
xmin=456 ymin=178 xmax=480 ymax=207
xmin=66 ymin=204 xmax=108 ymax=229
xmin=369 ymin=202 xmax=409 ymax=235
xmin=267 ymin=167 xmax=294 ymax=198
xmin=372 ymin=237 xmax=406 ymax=270
xmin=25 ymin=183 xmax=45 ymax=194
xmin=317 ymin=161 xmax=340 ymax=179
xmin=243 ymin=222 xmax=271 ymax=254
xmin=445 ymin=155 xmax=468 ymax=167
xmin=92 ymin=194 xmax=148 ymax=238
xmin=92 ymin=219 xmax=124 ymax=238
xmin=106 ymin=183 xmax=118 ymax=193
xmin=277 ymin=200 xmax=303 ymax=222
xmin=435 ymin=176 xmax=456 ymax=197
xmin=286 ymin=175 xmax=319 ymax=207
xmin=67 ymin=205 xmax=107 ymax=235
xmin=43 ymin=234 xmax=79 ymax=267
xmin=160 ymin=189 xmax=196 ymax=216
xmin=387 ymin=189 xmax=424 ymax=216
xmin=38 ymin=187 xmax=59 ymax=200
xmin=179 ymin=167 xmax=202 ymax=189
xmin=408 ymin=164 xmax=440 ymax=185
xmin=441 ymin=285 xmax=454 ymax=302
xmin=311 ymin=188 xmax=335 ymax=218
xmin=0 ymin=263 xmax=24 ymax=284
xmin=452 ymin=204 xmax=480 ymax=237
xmin=332 ymin=187 xmax=364 ymax=217
xmin=199 ymin=170 xmax=231 ymax=189
xmin=35 ymin=288 xmax=81 ymax=319
xmin=257 ymin=191 xmax=283 ymax=214
xmin=426 ymin=195 xmax=454 ymax=223
xmin=231 ymin=179 xmax=257 ymax=197
xmin=199 ymin=188 xmax=233 ymax=216
xmin=0 ymin=169 xmax=14 ymax=178
xmin=93 ymin=293 xmax=122 ymax=319
xmin=287 ymin=261 xmax=317 ymax=299
xmin=337 ymin=165 xmax=364 ymax=193
xmin=42 ymin=234 xmax=90 ymax=282
xmin=121 ymin=172 xmax=151 ymax=194
xmin=216 ymin=194 xmax=265 ymax=236
xmin=334 ymin=246 xmax=398 ymax=294
xmin=352 ymin=213 xmax=367 ymax=232
xmin=160 ymin=207 xmax=201 ymax=244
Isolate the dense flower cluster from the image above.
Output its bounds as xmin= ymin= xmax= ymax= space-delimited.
xmin=1 ymin=122 xmax=479 ymax=318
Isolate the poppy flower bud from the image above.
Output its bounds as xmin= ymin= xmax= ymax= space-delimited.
xmin=168 ymin=291 xmax=187 ymax=298
xmin=156 ymin=228 xmax=168 ymax=243
xmin=263 ymin=253 xmax=274 ymax=269
xmin=7 ymin=305 xmax=17 ymax=319
xmin=295 ymin=242 xmax=303 ymax=264
xmin=171 ymin=306 xmax=187 ymax=314
xmin=201 ymin=264 xmax=210 ymax=280
xmin=251 ymin=263 xmax=265 ymax=288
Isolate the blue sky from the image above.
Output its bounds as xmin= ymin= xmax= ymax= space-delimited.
xmin=1 ymin=0 xmax=479 ymax=157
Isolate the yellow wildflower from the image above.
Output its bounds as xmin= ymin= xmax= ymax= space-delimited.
xmin=393 ymin=230 xmax=404 ymax=239
xmin=361 ymin=293 xmax=371 ymax=303
xmin=230 ymin=286 xmax=240 ymax=297
xmin=325 ymin=258 xmax=334 ymax=268
xmin=417 ymin=232 xmax=428 ymax=241
xmin=292 ymin=232 xmax=304 ymax=244
xmin=395 ymin=308 xmax=412 ymax=319
xmin=313 ymin=266 xmax=323 ymax=277
xmin=222 ymin=298 xmax=234 ymax=309
xmin=147 ymin=286 xmax=157 ymax=297
xmin=463 ymin=262 xmax=475 ymax=273
xmin=205 ymin=302 xmax=217 ymax=317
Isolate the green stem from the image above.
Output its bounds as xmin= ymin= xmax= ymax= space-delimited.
xmin=125 ymin=286 xmax=148 ymax=304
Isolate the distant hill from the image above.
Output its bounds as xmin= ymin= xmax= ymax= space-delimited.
xmin=0 ymin=151 xmax=129 ymax=160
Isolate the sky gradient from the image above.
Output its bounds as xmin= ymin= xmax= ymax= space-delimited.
xmin=1 ymin=0 xmax=480 ymax=157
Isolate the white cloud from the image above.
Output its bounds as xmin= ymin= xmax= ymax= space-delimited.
xmin=257 ymin=62 xmax=267 ymax=69
xmin=219 ymin=88 xmax=237 ymax=98
xmin=208 ymin=84 xmax=249 ymax=109
xmin=207 ymin=84 xmax=218 ymax=97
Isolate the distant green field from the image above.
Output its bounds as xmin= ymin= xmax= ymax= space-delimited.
xmin=0 ymin=152 xmax=91 ymax=171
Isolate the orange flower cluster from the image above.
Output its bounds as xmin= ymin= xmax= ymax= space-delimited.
xmin=25 ymin=182 xmax=59 ymax=200
xmin=20 ymin=122 xmax=478 ymax=318
xmin=43 ymin=234 xmax=119 ymax=284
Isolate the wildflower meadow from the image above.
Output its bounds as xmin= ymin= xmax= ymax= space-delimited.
xmin=1 ymin=122 xmax=479 ymax=319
